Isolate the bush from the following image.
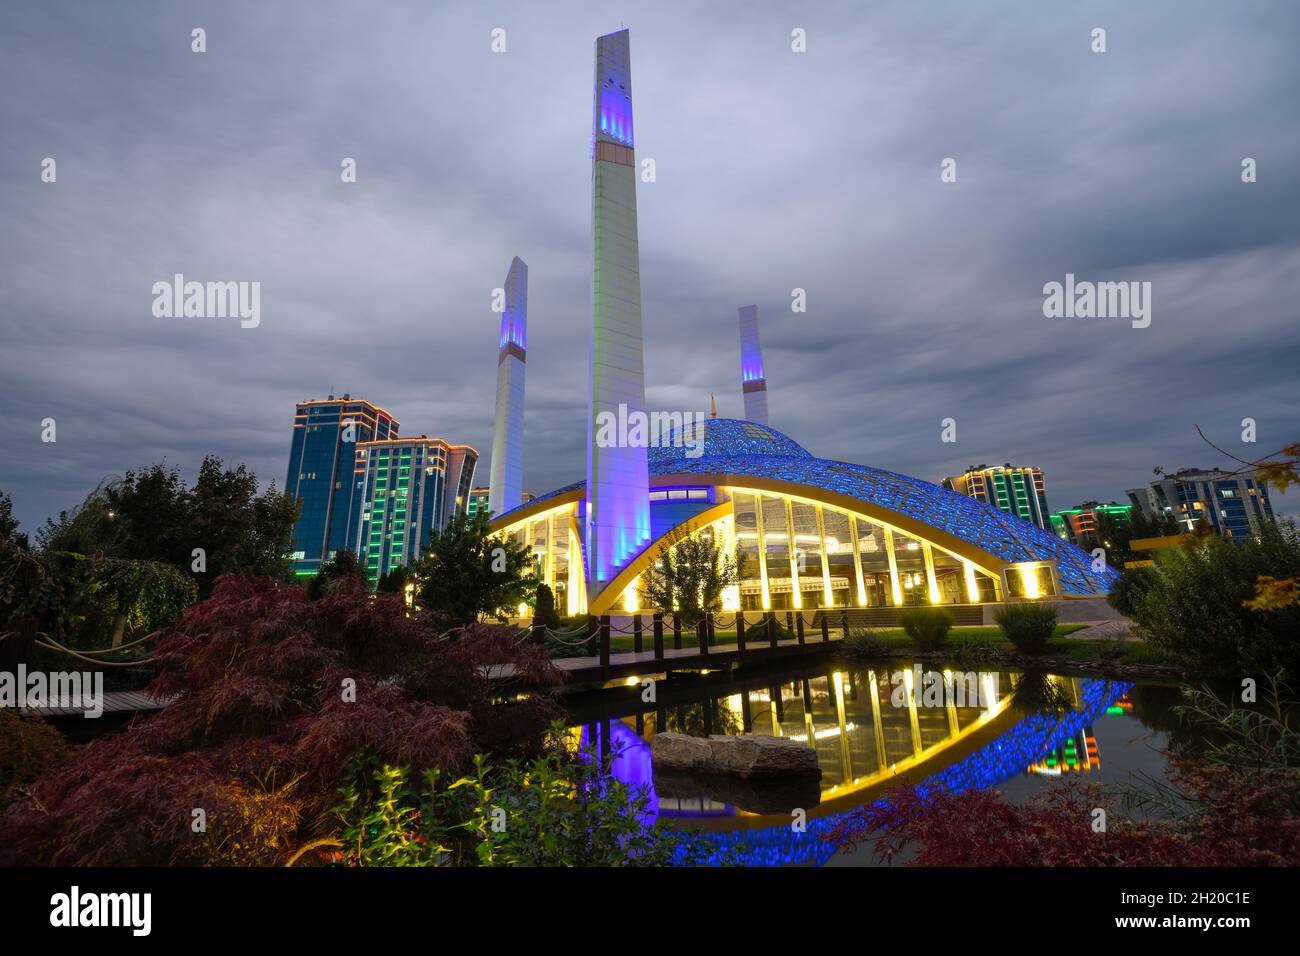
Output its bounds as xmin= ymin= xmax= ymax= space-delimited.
xmin=533 ymin=583 xmax=561 ymax=629
xmin=0 ymin=574 xmax=564 ymax=866
xmin=994 ymin=603 xmax=1057 ymax=654
xmin=949 ymin=634 xmax=998 ymax=665
xmin=1129 ymin=521 xmax=1300 ymax=677
xmin=840 ymin=629 xmax=885 ymax=659
xmin=333 ymin=727 xmax=724 ymax=866
xmin=1107 ymin=566 xmax=1157 ymax=617
xmin=897 ymin=607 xmax=953 ymax=651
xmin=0 ymin=711 xmax=68 ymax=808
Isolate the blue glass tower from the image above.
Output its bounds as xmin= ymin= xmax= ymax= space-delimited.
xmin=285 ymin=395 xmax=399 ymax=576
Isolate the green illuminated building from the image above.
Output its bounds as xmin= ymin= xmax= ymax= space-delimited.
xmin=354 ymin=437 xmax=478 ymax=581
xmin=1049 ymin=501 xmax=1134 ymax=547
xmin=941 ymin=463 xmax=1051 ymax=530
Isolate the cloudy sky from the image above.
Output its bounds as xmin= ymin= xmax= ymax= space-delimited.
xmin=3 ymin=0 xmax=1298 ymax=536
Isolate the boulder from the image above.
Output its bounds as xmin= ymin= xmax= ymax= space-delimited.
xmin=648 ymin=732 xmax=714 ymax=771
xmin=651 ymin=732 xmax=820 ymax=779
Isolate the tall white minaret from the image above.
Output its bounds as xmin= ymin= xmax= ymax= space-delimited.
xmin=738 ymin=305 xmax=769 ymax=426
xmin=488 ymin=257 xmax=527 ymax=517
xmin=586 ymin=29 xmax=651 ymax=592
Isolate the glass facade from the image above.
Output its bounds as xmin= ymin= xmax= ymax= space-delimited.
xmin=354 ymin=438 xmax=472 ymax=583
xmin=1127 ymin=470 xmax=1276 ymax=542
xmin=942 ymin=465 xmax=1051 ymax=530
xmin=498 ymin=484 xmax=1010 ymax=615
xmin=286 ymin=397 xmax=399 ymax=576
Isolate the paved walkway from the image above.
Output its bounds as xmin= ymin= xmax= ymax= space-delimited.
xmin=23 ymin=690 xmax=172 ymax=718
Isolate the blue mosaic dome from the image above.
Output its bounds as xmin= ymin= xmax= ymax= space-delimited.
xmin=497 ymin=419 xmax=1119 ymax=597
xmin=648 ymin=418 xmax=811 ymax=464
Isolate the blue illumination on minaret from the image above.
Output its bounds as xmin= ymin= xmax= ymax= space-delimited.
xmin=489 ymin=257 xmax=527 ymax=517
xmin=738 ymin=305 xmax=769 ymax=426
xmin=587 ymin=29 xmax=651 ymax=588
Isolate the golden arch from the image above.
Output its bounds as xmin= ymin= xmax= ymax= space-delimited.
xmin=489 ymin=473 xmax=1055 ymax=617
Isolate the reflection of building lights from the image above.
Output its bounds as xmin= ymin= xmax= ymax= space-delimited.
xmin=790 ymin=722 xmax=856 ymax=742
xmin=517 ymin=602 xmax=529 ymax=618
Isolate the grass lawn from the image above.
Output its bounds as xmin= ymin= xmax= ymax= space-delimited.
xmin=576 ymin=622 xmax=1175 ymax=667
xmin=598 ymin=622 xmax=1091 ymax=654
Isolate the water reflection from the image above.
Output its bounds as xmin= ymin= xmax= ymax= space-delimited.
xmin=572 ymin=663 xmax=1141 ymax=866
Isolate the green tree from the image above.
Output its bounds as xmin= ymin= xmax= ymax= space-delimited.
xmin=640 ymin=526 xmax=739 ymax=627
xmin=35 ymin=457 xmax=297 ymax=599
xmin=1131 ymin=520 xmax=1300 ymax=676
xmin=1089 ymin=509 xmax=1181 ymax=567
xmin=412 ymin=512 xmax=535 ymax=626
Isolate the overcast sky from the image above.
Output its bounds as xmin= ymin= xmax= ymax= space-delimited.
xmin=3 ymin=0 xmax=1298 ymax=536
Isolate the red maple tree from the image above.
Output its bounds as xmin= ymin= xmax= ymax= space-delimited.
xmin=0 ymin=574 xmax=564 ymax=866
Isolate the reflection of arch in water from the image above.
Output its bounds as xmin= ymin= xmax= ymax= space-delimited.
xmin=666 ymin=677 xmax=1133 ymax=867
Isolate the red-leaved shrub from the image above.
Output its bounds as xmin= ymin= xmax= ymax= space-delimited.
xmin=830 ymin=762 xmax=1300 ymax=866
xmin=0 ymin=574 xmax=563 ymax=866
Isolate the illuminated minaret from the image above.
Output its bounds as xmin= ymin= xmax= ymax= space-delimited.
xmin=488 ymin=256 xmax=527 ymax=517
xmin=586 ymin=28 xmax=650 ymax=591
xmin=738 ymin=305 xmax=769 ymax=426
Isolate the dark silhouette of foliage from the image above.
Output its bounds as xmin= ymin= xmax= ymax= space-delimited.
xmin=1088 ymin=509 xmax=1180 ymax=566
xmin=375 ymin=563 xmax=411 ymax=597
xmin=0 ymin=711 xmax=68 ymax=809
xmin=307 ymin=549 xmax=368 ymax=600
xmin=533 ymin=582 xmax=561 ymax=629
xmin=0 ymin=574 xmax=563 ymax=866
xmin=1107 ymin=565 xmax=1158 ymax=617
xmin=0 ymin=489 xmax=21 ymax=546
xmin=36 ymin=458 xmax=298 ymax=599
xmin=413 ymin=512 xmax=535 ymax=625
xmin=1130 ymin=520 xmax=1300 ymax=676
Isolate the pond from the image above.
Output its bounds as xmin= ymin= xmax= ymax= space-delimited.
xmin=565 ymin=657 xmax=1193 ymax=866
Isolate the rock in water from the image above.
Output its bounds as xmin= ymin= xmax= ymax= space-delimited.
xmin=648 ymin=733 xmax=714 ymax=771
xmin=651 ymin=733 xmax=820 ymax=779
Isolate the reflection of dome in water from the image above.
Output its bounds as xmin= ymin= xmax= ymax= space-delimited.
xmin=625 ymin=674 xmax=1132 ymax=866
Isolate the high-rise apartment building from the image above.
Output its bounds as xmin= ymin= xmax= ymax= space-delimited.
xmin=1126 ymin=468 xmax=1274 ymax=540
xmin=1049 ymin=501 xmax=1134 ymax=547
xmin=353 ymin=437 xmax=478 ymax=581
xmin=286 ymin=395 xmax=399 ymax=576
xmin=941 ymin=464 xmax=1051 ymax=530
xmin=466 ymin=486 xmax=491 ymax=522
